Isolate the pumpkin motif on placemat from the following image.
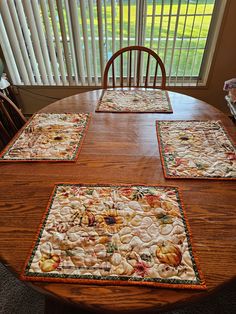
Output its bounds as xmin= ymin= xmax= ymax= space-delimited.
xmin=39 ymin=254 xmax=60 ymax=272
xmin=156 ymin=240 xmax=182 ymax=267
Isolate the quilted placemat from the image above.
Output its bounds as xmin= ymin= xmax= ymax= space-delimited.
xmin=22 ymin=184 xmax=206 ymax=289
xmin=96 ymin=89 xmax=172 ymax=113
xmin=156 ymin=120 xmax=236 ymax=179
xmin=0 ymin=113 xmax=90 ymax=162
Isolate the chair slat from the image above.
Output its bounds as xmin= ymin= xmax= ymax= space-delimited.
xmin=129 ymin=50 xmax=132 ymax=86
xmin=0 ymin=91 xmax=26 ymax=150
xmin=145 ymin=54 xmax=150 ymax=87
xmin=136 ymin=50 xmax=141 ymax=87
xmin=112 ymin=63 xmax=115 ymax=88
xmin=0 ymin=120 xmax=11 ymax=145
xmin=0 ymin=102 xmax=18 ymax=136
xmin=120 ymin=53 xmax=123 ymax=87
xmin=153 ymin=63 xmax=158 ymax=87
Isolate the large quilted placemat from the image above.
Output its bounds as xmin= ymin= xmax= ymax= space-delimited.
xmin=0 ymin=113 xmax=90 ymax=162
xmin=22 ymin=184 xmax=206 ymax=289
xmin=156 ymin=120 xmax=236 ymax=179
xmin=96 ymin=89 xmax=172 ymax=113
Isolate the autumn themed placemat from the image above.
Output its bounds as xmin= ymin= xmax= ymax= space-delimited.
xmin=22 ymin=184 xmax=206 ymax=289
xmin=96 ymin=89 xmax=172 ymax=113
xmin=156 ymin=120 xmax=236 ymax=179
xmin=0 ymin=113 xmax=90 ymax=162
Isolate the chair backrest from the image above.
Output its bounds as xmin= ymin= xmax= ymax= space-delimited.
xmin=0 ymin=91 xmax=26 ymax=150
xmin=103 ymin=46 xmax=166 ymax=89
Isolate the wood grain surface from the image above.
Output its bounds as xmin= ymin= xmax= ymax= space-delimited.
xmin=0 ymin=90 xmax=235 ymax=313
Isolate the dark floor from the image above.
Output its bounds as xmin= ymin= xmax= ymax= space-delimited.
xmin=1 ymin=262 xmax=235 ymax=314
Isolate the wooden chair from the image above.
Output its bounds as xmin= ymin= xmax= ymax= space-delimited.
xmin=0 ymin=91 xmax=26 ymax=150
xmin=103 ymin=46 xmax=166 ymax=89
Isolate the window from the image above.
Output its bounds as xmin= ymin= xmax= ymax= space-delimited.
xmin=0 ymin=0 xmax=226 ymax=86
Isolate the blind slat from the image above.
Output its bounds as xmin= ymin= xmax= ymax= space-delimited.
xmin=80 ymin=0 xmax=92 ymax=85
xmin=56 ymin=0 xmax=73 ymax=85
xmin=127 ymin=0 xmax=131 ymax=79
xmin=14 ymin=0 xmax=42 ymax=84
xmin=146 ymin=0 xmax=157 ymax=84
xmin=174 ymin=0 xmax=190 ymax=85
xmin=140 ymin=0 xmax=147 ymax=84
xmin=168 ymin=0 xmax=182 ymax=85
xmin=22 ymin=0 xmax=49 ymax=85
xmin=31 ymin=0 xmax=54 ymax=85
xmin=0 ymin=16 xmax=21 ymax=84
xmin=157 ymin=0 xmax=165 ymax=56
xmin=48 ymin=0 xmax=67 ymax=85
xmin=111 ymin=0 xmax=116 ymax=83
xmin=182 ymin=0 xmax=199 ymax=84
xmin=119 ymin=0 xmax=123 ymax=49
xmin=97 ymin=0 xmax=105 ymax=78
xmin=163 ymin=0 xmax=174 ymax=65
xmin=133 ymin=0 xmax=140 ymax=82
xmin=65 ymin=0 xmax=79 ymax=85
xmin=88 ymin=0 xmax=98 ymax=85
xmin=69 ymin=0 xmax=85 ymax=85
xmin=40 ymin=0 xmax=61 ymax=85
xmin=190 ymin=0 xmax=208 ymax=84
xmin=119 ymin=0 xmax=123 ymax=84
xmin=103 ymin=0 xmax=108 ymax=59
xmin=0 ymin=1 xmax=30 ymax=84
xmin=8 ymin=0 xmax=36 ymax=85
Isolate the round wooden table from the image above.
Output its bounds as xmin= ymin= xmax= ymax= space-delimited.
xmin=0 ymin=90 xmax=235 ymax=313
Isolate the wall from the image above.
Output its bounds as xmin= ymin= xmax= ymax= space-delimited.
xmin=7 ymin=0 xmax=236 ymax=115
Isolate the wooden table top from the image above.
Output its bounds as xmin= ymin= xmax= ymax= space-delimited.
xmin=0 ymin=89 xmax=235 ymax=313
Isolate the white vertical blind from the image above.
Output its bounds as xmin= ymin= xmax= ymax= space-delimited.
xmin=40 ymin=0 xmax=61 ymax=85
xmin=0 ymin=0 xmax=30 ymax=84
xmin=174 ymin=0 xmax=190 ymax=85
xmin=119 ymin=0 xmax=124 ymax=49
xmin=32 ymin=0 xmax=54 ymax=85
xmin=97 ymin=0 xmax=104 ymax=78
xmin=80 ymin=0 xmax=92 ymax=85
xmin=7 ymin=0 xmax=35 ymax=85
xmin=48 ymin=0 xmax=67 ymax=85
xmin=56 ymin=0 xmax=73 ymax=85
xmin=68 ymin=0 xmax=85 ymax=85
xmin=22 ymin=0 xmax=49 ymax=84
xmin=168 ymin=0 xmax=181 ymax=85
xmin=190 ymin=0 xmax=208 ymax=85
xmin=64 ymin=0 xmax=79 ymax=85
xmin=0 ymin=15 xmax=21 ymax=84
xmin=0 ymin=0 xmax=219 ymax=86
xmin=15 ymin=0 xmax=42 ymax=84
xmin=182 ymin=0 xmax=199 ymax=84
xmin=88 ymin=0 xmax=98 ymax=85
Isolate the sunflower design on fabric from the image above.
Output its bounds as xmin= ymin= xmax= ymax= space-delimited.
xmin=49 ymin=133 xmax=68 ymax=142
xmin=178 ymin=131 xmax=194 ymax=143
xmin=99 ymin=209 xmax=124 ymax=234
